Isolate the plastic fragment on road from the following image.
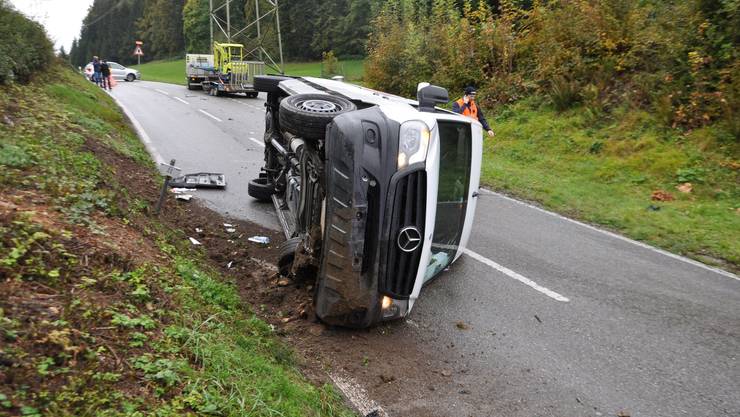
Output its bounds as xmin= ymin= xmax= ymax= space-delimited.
xmin=195 ymin=228 xmax=203 ymax=233
xmin=169 ymin=173 xmax=226 ymax=189
xmin=171 ymin=187 xmax=196 ymax=194
xmin=248 ymin=236 xmax=270 ymax=245
xmin=224 ymin=223 xmax=235 ymax=228
xmin=175 ymin=194 xmax=193 ymax=201
xmin=188 ymin=237 xmax=202 ymax=245
xmin=227 ymin=261 xmax=233 ymax=269
xmin=226 ymin=228 xmax=236 ymax=233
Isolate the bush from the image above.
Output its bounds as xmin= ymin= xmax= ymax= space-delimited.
xmin=0 ymin=0 xmax=54 ymax=84
xmin=365 ymin=0 xmax=739 ymax=131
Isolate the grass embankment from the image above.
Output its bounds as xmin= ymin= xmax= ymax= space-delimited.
xmin=484 ymin=98 xmax=739 ymax=268
xmin=0 ymin=66 xmax=354 ymax=416
xmin=131 ymin=58 xmax=365 ymax=85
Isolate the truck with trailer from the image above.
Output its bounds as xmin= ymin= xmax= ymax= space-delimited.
xmin=185 ymin=42 xmax=264 ymax=97
xmin=248 ymin=75 xmax=483 ymax=328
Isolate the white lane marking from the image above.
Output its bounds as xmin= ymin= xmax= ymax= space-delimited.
xmin=198 ymin=109 xmax=222 ymax=122
xmin=329 ymin=372 xmax=388 ymax=417
xmin=154 ymin=88 xmax=169 ymax=96
xmin=109 ymin=93 xmax=165 ymax=165
xmin=247 ymin=137 xmax=264 ymax=147
xmin=174 ymin=97 xmax=189 ymax=105
xmin=479 ymin=189 xmax=739 ymax=281
xmin=464 ymin=248 xmax=571 ymax=302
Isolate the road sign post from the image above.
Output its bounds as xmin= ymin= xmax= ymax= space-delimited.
xmin=134 ymin=41 xmax=144 ymax=66
xmin=155 ymin=159 xmax=180 ymax=215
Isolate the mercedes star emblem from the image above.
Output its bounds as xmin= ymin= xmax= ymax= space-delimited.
xmin=397 ymin=226 xmax=422 ymax=253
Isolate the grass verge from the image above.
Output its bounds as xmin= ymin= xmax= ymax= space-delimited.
xmin=131 ymin=59 xmax=365 ymax=85
xmin=484 ymin=98 xmax=739 ymax=268
xmin=0 ymin=65 xmax=354 ymax=416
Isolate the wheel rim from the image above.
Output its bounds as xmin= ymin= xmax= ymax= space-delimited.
xmin=299 ymin=99 xmax=342 ymax=114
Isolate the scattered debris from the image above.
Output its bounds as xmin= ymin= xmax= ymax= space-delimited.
xmin=534 ymin=314 xmax=542 ymax=323
xmin=175 ymin=194 xmax=193 ymax=201
xmin=647 ymin=205 xmax=661 ymax=211
xmin=676 ymin=182 xmax=693 ymax=193
xmin=223 ymin=223 xmax=235 ymax=228
xmin=227 ymin=261 xmax=234 ymax=269
xmin=459 ymin=389 xmax=471 ymax=395
xmin=277 ymin=277 xmax=290 ymax=287
xmin=225 ymin=228 xmax=236 ymax=233
xmin=440 ymin=369 xmax=452 ymax=377
xmin=188 ymin=237 xmax=202 ymax=245
xmin=248 ymin=236 xmax=271 ymax=245
xmin=617 ymin=411 xmax=631 ymax=417
xmin=170 ymin=187 xmax=196 ymax=194
xmin=651 ymin=190 xmax=674 ymax=201
xmin=455 ymin=321 xmax=469 ymax=330
xmin=169 ymin=172 xmax=226 ymax=189
xmin=195 ymin=227 xmax=203 ymax=233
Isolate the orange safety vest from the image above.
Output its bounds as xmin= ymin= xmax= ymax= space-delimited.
xmin=456 ymin=98 xmax=478 ymax=120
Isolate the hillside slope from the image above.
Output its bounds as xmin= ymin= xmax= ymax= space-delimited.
xmin=0 ymin=66 xmax=354 ymax=417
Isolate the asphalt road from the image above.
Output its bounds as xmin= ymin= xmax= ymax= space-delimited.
xmin=113 ymin=80 xmax=740 ymax=417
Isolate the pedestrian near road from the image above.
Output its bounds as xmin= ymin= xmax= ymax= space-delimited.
xmin=100 ymin=60 xmax=111 ymax=90
xmin=452 ymin=86 xmax=494 ymax=137
xmin=92 ymin=56 xmax=101 ymax=86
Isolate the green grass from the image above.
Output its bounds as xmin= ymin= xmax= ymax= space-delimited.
xmin=132 ymin=58 xmax=365 ymax=85
xmin=0 ymin=65 xmax=355 ymax=416
xmin=131 ymin=59 xmax=189 ymax=85
xmin=484 ymin=98 xmax=740 ymax=267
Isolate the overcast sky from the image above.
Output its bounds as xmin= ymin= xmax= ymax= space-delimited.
xmin=9 ymin=0 xmax=95 ymax=51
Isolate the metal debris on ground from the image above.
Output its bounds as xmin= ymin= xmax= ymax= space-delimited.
xmin=188 ymin=237 xmax=202 ymax=245
xmin=169 ymin=173 xmax=226 ymax=189
xmin=248 ymin=236 xmax=270 ymax=245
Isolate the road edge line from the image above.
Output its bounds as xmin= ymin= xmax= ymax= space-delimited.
xmin=479 ymin=189 xmax=739 ymax=281
xmin=198 ymin=109 xmax=223 ymax=122
xmin=329 ymin=372 xmax=388 ymax=417
xmin=109 ymin=92 xmax=165 ymax=165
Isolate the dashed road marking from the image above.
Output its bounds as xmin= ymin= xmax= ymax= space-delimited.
xmin=198 ymin=109 xmax=222 ymax=122
xmin=478 ymin=189 xmax=739 ymax=281
xmin=248 ymin=137 xmax=264 ymax=147
xmin=464 ymin=248 xmax=571 ymax=302
xmin=174 ymin=97 xmax=189 ymax=105
xmin=154 ymin=88 xmax=169 ymax=96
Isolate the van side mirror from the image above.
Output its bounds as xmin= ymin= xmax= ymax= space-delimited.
xmin=417 ymin=83 xmax=449 ymax=113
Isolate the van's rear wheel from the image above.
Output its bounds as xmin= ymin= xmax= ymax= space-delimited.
xmin=279 ymin=93 xmax=356 ymax=140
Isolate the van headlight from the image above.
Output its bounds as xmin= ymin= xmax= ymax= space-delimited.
xmin=398 ymin=120 xmax=430 ymax=169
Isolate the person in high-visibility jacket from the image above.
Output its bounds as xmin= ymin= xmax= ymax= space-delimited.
xmin=452 ymin=86 xmax=495 ymax=137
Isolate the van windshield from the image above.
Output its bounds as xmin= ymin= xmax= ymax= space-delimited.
xmin=424 ymin=121 xmax=472 ymax=281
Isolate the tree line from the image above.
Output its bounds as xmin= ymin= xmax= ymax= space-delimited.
xmin=70 ymin=0 xmax=382 ymax=67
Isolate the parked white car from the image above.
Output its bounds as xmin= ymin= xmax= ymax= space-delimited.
xmin=84 ymin=61 xmax=140 ymax=82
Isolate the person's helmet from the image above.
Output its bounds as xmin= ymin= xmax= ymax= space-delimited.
xmin=464 ymin=86 xmax=477 ymax=96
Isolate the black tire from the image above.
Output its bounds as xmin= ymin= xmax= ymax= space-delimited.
xmin=247 ymin=92 xmax=259 ymax=98
xmin=254 ymin=75 xmax=291 ymax=94
xmin=187 ymin=81 xmax=195 ymax=90
xmin=279 ymin=93 xmax=356 ymax=140
xmin=247 ymin=177 xmax=275 ymax=202
xmin=278 ymin=237 xmax=303 ymax=277
xmin=126 ymin=73 xmax=135 ymax=82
